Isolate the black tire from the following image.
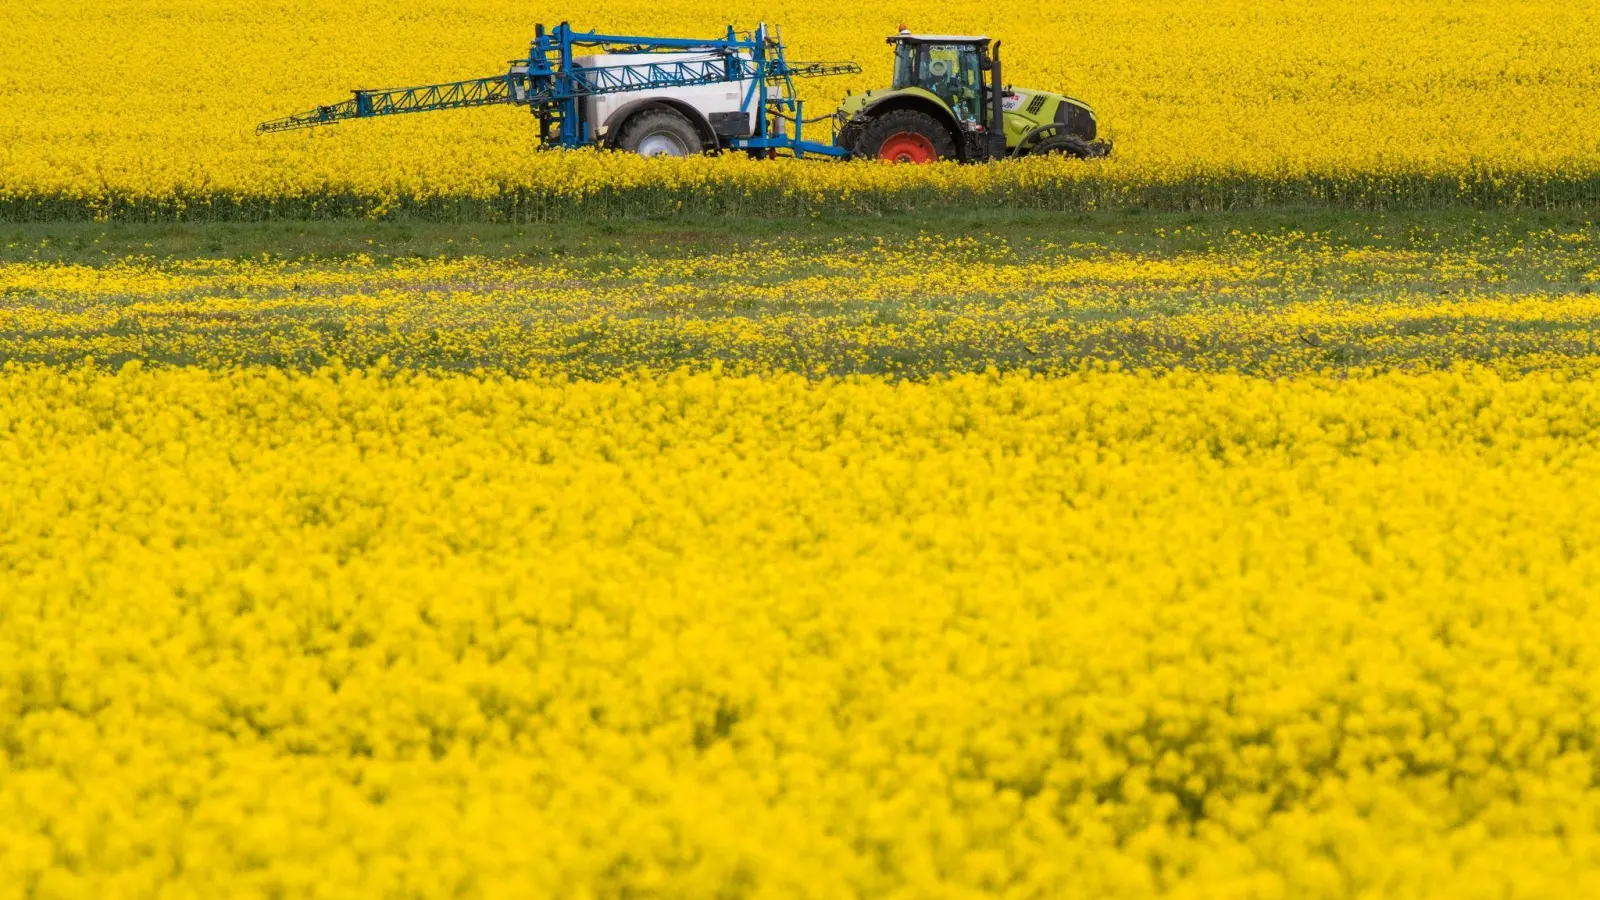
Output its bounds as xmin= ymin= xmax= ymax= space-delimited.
xmin=1030 ymin=135 xmax=1095 ymax=158
xmin=615 ymin=108 xmax=703 ymax=158
xmin=852 ymin=109 xmax=958 ymax=163
xmin=836 ymin=119 xmax=864 ymax=154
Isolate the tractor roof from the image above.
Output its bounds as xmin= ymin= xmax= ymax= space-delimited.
xmin=888 ymin=33 xmax=991 ymax=45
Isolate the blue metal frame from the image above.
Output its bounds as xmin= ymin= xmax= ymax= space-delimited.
xmin=257 ymin=21 xmax=858 ymax=158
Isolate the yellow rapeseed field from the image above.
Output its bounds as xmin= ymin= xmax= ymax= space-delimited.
xmin=5 ymin=0 xmax=1600 ymax=215
xmin=3 ymin=363 xmax=1600 ymax=897
xmin=4 ymin=65 xmax=1599 ymax=884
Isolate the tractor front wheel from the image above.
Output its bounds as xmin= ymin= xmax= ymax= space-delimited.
xmin=854 ymin=110 xmax=956 ymax=164
xmin=1030 ymin=135 xmax=1095 ymax=158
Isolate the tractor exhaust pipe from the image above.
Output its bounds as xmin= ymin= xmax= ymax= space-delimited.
xmin=989 ymin=41 xmax=1006 ymax=161
xmin=979 ymin=41 xmax=1004 ymax=158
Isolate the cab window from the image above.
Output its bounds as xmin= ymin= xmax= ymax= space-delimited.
xmin=892 ymin=43 xmax=917 ymax=90
xmin=920 ymin=44 xmax=981 ymax=122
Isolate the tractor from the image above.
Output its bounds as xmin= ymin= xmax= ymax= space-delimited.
xmin=837 ymin=30 xmax=1109 ymax=163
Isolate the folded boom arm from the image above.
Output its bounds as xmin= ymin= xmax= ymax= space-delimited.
xmin=257 ymin=55 xmax=861 ymax=135
xmin=257 ymin=75 xmax=516 ymax=134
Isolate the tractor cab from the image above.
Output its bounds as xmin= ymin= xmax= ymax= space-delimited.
xmin=888 ymin=34 xmax=990 ymax=127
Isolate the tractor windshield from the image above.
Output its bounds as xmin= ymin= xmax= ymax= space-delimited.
xmin=891 ymin=42 xmax=983 ymax=123
xmin=923 ymin=44 xmax=981 ymax=122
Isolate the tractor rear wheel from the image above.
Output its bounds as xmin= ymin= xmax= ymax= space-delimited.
xmin=615 ymin=108 xmax=702 ymax=158
xmin=853 ymin=110 xmax=956 ymax=164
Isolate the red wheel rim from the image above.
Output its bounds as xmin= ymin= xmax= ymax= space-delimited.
xmin=878 ymin=132 xmax=937 ymax=163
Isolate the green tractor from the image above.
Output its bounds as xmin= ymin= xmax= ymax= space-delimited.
xmin=836 ymin=30 xmax=1110 ymax=163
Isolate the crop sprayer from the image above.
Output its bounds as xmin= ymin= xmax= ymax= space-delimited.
xmin=258 ymin=22 xmax=1110 ymax=163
